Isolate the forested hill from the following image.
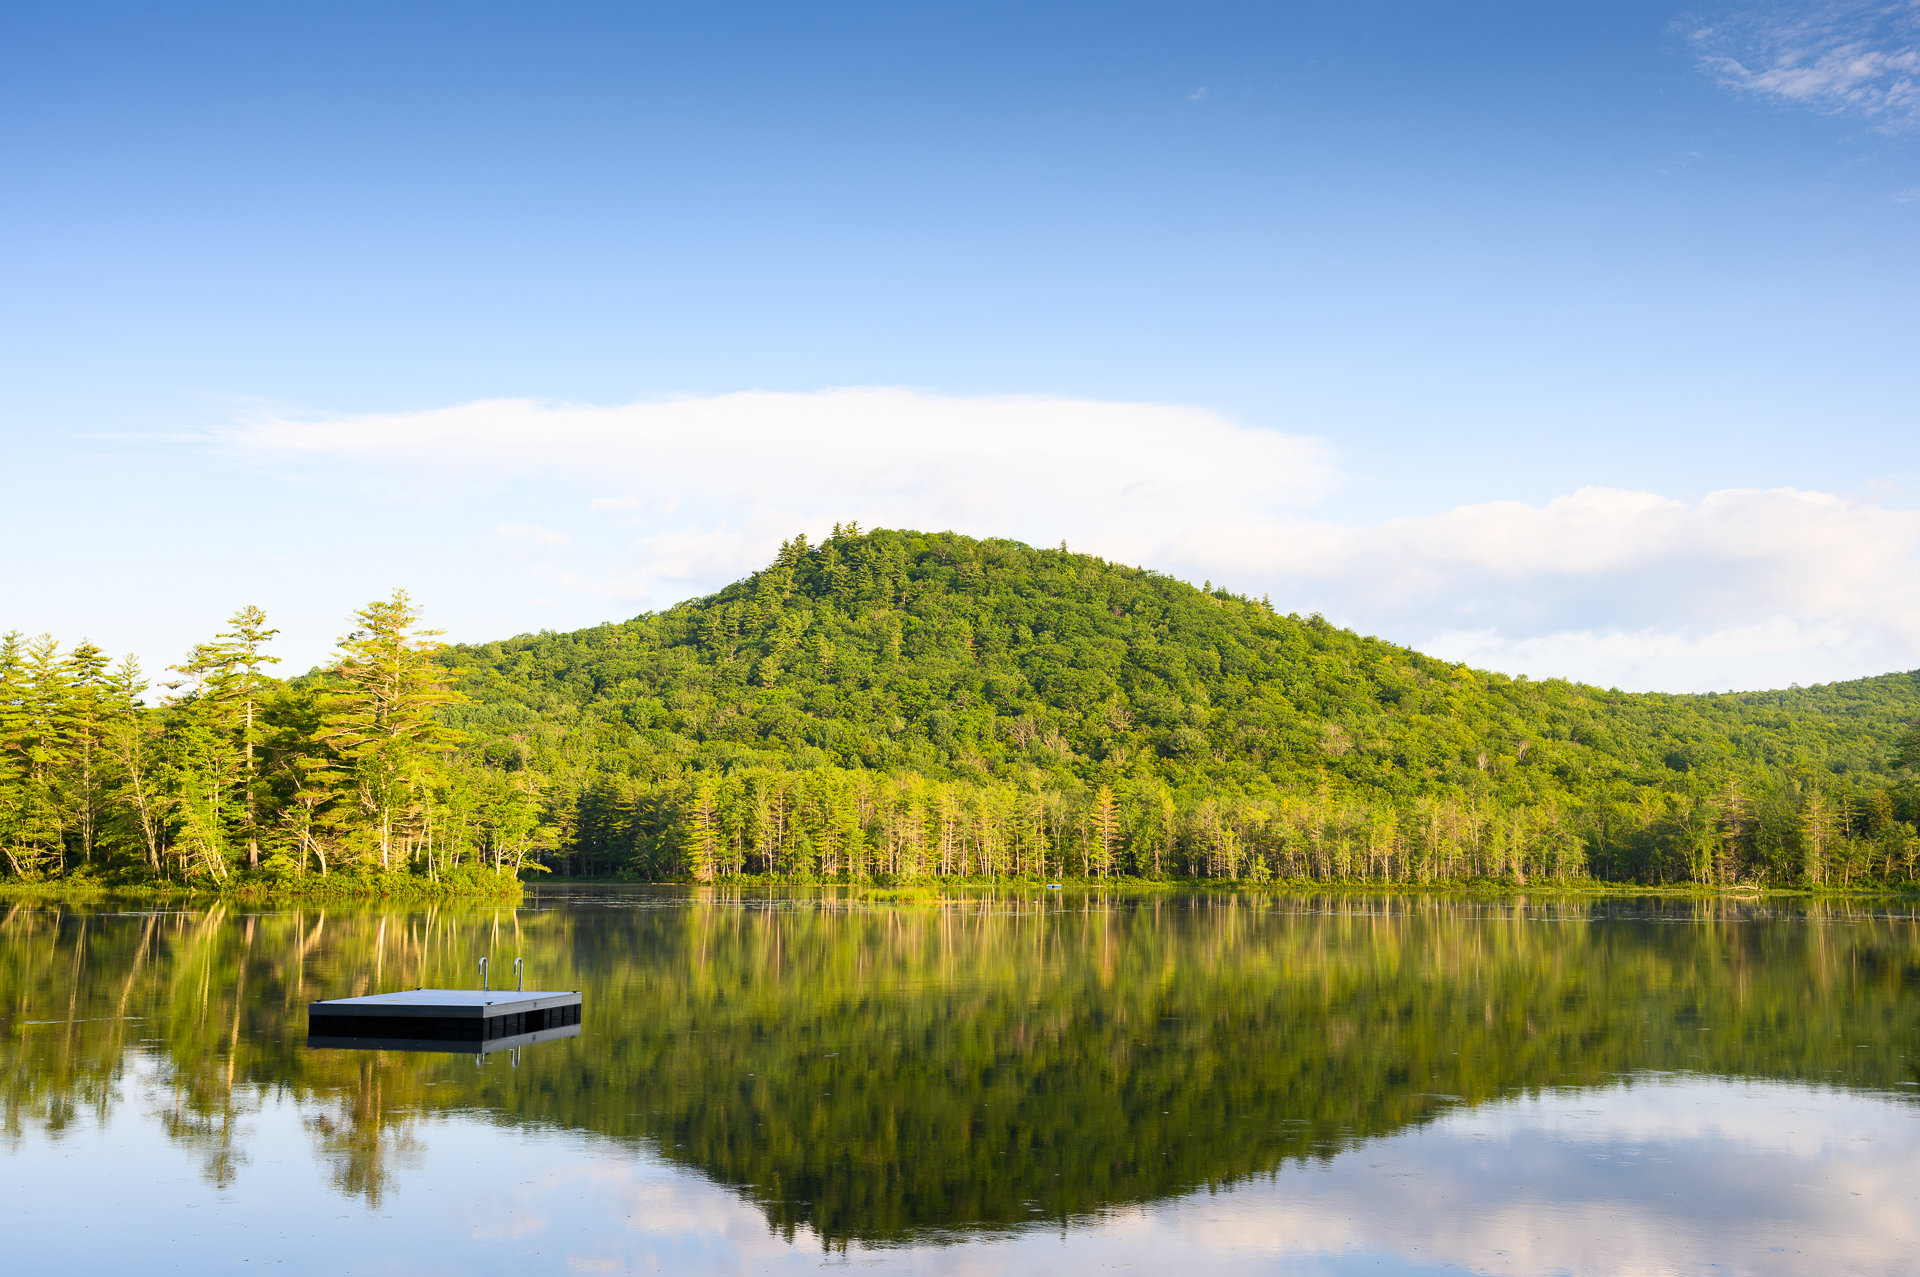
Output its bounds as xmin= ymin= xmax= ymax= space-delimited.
xmin=438 ymin=526 xmax=1920 ymax=884
xmin=443 ymin=525 xmax=1918 ymax=801
xmin=15 ymin=527 xmax=1912 ymax=890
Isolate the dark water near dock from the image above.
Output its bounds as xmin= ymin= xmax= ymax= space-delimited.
xmin=4 ymin=887 xmax=1919 ymax=1274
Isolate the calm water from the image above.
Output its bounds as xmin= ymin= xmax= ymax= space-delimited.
xmin=5 ymin=887 xmax=1919 ymax=1275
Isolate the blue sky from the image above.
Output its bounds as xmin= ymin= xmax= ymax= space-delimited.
xmin=5 ymin=1 xmax=1918 ymax=690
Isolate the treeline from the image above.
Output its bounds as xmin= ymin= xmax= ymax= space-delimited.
xmin=553 ymin=760 xmax=1918 ymax=887
xmin=0 ymin=593 xmax=534 ymax=891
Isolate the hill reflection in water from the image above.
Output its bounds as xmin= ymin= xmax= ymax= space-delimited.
xmin=3 ymin=887 xmax=1918 ymax=1263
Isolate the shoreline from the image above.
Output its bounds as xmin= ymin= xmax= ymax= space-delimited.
xmin=529 ymin=875 xmax=1920 ymax=902
xmin=9 ymin=873 xmax=1915 ymax=906
xmin=0 ymin=872 xmax=525 ymax=905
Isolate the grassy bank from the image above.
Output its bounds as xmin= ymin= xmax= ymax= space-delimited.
xmin=0 ymin=865 xmax=524 ymax=904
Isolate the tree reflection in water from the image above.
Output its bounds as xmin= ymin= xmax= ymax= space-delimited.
xmin=3 ymin=888 xmax=1918 ymax=1241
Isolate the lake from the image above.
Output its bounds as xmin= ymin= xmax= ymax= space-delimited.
xmin=4 ymin=887 xmax=1918 ymax=1274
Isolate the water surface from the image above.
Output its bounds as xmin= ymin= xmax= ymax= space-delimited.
xmin=4 ymin=888 xmax=1918 ymax=1273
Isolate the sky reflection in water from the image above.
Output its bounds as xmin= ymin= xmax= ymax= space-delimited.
xmin=4 ymin=888 xmax=1918 ymax=1274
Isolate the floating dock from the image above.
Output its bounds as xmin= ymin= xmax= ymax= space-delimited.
xmin=306 ymin=988 xmax=583 ymax=1054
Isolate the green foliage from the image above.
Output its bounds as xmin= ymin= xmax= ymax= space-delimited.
xmin=436 ymin=526 xmax=1920 ymax=887
xmin=0 ymin=595 xmax=524 ymax=897
xmin=313 ymin=590 xmax=469 ymax=872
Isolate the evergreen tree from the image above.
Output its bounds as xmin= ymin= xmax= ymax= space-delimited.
xmin=63 ymin=641 xmax=111 ymax=866
xmin=0 ymin=632 xmax=28 ymax=875
xmin=163 ymin=610 xmax=284 ymax=878
xmin=318 ymin=591 xmax=464 ymax=871
xmin=1090 ymin=785 xmax=1118 ymax=878
xmin=683 ymin=782 xmax=718 ymax=882
xmin=103 ymin=656 xmax=164 ymax=873
xmin=2 ymin=635 xmax=76 ymax=877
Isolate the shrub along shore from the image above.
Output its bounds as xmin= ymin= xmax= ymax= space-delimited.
xmin=0 ymin=866 xmax=523 ymax=903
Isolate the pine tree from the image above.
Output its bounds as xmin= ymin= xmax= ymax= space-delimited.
xmin=318 ymin=591 xmax=464 ymax=871
xmin=1090 ymin=785 xmax=1118 ymax=878
xmin=167 ymin=694 xmax=236 ymax=879
xmin=103 ymin=657 xmax=164 ymax=873
xmin=221 ymin=608 xmax=280 ymax=868
xmin=63 ymin=641 xmax=111 ymax=866
xmin=1156 ymin=786 xmax=1177 ymax=879
xmin=3 ymin=635 xmax=76 ymax=876
xmin=684 ymin=782 xmax=718 ymax=882
xmin=163 ymin=611 xmax=287 ymax=879
xmin=0 ymin=632 xmax=28 ymax=875
xmin=1714 ymin=778 xmax=1750 ymax=885
xmin=1800 ymin=790 xmax=1831 ymax=886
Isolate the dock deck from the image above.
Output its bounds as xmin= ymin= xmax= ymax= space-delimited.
xmin=306 ymin=988 xmax=583 ymax=1053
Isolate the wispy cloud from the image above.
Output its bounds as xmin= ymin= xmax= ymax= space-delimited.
xmin=536 ymin=567 xmax=649 ymax=601
xmin=1171 ymin=486 xmax=1920 ymax=689
xmin=228 ymin=390 xmax=1920 ymax=692
xmin=232 ymin=384 xmax=1337 ymax=563
xmin=1689 ymin=2 xmax=1920 ymax=126
xmin=496 ymin=522 xmax=570 ymax=547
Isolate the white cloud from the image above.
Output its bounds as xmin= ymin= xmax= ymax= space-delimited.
xmin=1691 ymin=2 xmax=1920 ymax=126
xmin=1422 ymin=617 xmax=1862 ymax=694
xmin=1169 ymin=486 xmax=1920 ymax=689
xmin=496 ymin=522 xmax=570 ymax=547
xmin=230 ymin=383 xmax=1336 ymax=593
xmin=229 ymin=390 xmax=1920 ymax=692
xmin=537 ymin=566 xmax=650 ymax=601
xmin=234 ymin=386 xmax=1335 ymax=513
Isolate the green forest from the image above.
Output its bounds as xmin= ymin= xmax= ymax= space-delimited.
xmin=5 ymin=525 xmax=1920 ymax=891
xmin=0 ymin=593 xmax=530 ymax=895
